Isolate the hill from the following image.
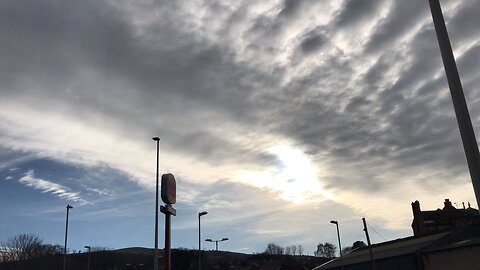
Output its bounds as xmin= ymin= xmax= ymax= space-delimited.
xmin=0 ymin=248 xmax=331 ymax=270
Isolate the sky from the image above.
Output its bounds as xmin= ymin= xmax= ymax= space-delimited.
xmin=1 ymin=0 xmax=480 ymax=255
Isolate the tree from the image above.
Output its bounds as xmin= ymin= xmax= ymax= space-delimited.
xmin=314 ymin=242 xmax=336 ymax=258
xmin=265 ymin=243 xmax=284 ymax=255
xmin=0 ymin=234 xmax=65 ymax=262
xmin=0 ymin=234 xmax=44 ymax=262
xmin=297 ymin=245 xmax=304 ymax=256
xmin=342 ymin=246 xmax=353 ymax=254
xmin=91 ymin=246 xmax=112 ymax=252
xmin=352 ymin=241 xmax=367 ymax=249
xmin=38 ymin=244 xmax=63 ymax=257
xmin=291 ymin=245 xmax=297 ymax=255
xmin=342 ymin=240 xmax=367 ymax=254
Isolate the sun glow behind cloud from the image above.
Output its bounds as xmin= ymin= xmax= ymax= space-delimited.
xmin=240 ymin=144 xmax=331 ymax=204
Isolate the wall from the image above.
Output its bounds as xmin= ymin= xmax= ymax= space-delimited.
xmin=422 ymin=246 xmax=480 ymax=270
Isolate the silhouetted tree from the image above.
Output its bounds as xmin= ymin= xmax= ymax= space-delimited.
xmin=90 ymin=246 xmax=112 ymax=252
xmin=284 ymin=245 xmax=299 ymax=255
xmin=0 ymin=234 xmax=43 ymax=262
xmin=352 ymin=241 xmax=366 ymax=249
xmin=265 ymin=243 xmax=284 ymax=255
xmin=314 ymin=242 xmax=336 ymax=258
xmin=342 ymin=240 xmax=367 ymax=254
xmin=291 ymin=245 xmax=297 ymax=255
xmin=39 ymin=244 xmax=63 ymax=256
xmin=0 ymin=234 xmax=67 ymax=262
xmin=297 ymin=245 xmax=304 ymax=255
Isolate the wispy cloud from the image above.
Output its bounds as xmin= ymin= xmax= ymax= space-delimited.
xmin=81 ymin=184 xmax=112 ymax=197
xmin=18 ymin=170 xmax=87 ymax=205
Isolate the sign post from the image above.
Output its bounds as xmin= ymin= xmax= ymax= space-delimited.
xmin=160 ymin=173 xmax=176 ymax=270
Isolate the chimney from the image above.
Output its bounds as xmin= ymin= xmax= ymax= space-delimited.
xmin=445 ymin=199 xmax=451 ymax=206
xmin=412 ymin=200 xmax=421 ymax=215
xmin=411 ymin=200 xmax=424 ymax=236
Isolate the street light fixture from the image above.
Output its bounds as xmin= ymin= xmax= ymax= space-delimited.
xmin=152 ymin=137 xmax=160 ymax=270
xmin=63 ymin=204 xmax=73 ymax=270
xmin=205 ymin=238 xmax=229 ymax=251
xmin=198 ymin=211 xmax=207 ymax=270
xmin=330 ymin=220 xmax=344 ymax=270
xmin=84 ymin=245 xmax=91 ymax=270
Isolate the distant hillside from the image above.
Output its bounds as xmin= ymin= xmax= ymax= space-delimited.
xmin=0 ymin=248 xmax=331 ymax=270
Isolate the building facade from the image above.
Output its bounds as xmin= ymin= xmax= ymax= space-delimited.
xmin=411 ymin=199 xmax=480 ymax=236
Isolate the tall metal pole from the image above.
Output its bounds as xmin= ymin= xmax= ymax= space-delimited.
xmin=63 ymin=204 xmax=73 ymax=270
xmin=153 ymin=137 xmax=160 ymax=270
xmin=164 ymin=209 xmax=171 ymax=270
xmin=198 ymin=211 xmax=207 ymax=270
xmin=198 ymin=214 xmax=201 ymax=270
xmin=84 ymin=246 xmax=91 ymax=270
xmin=362 ymin=218 xmax=376 ymax=270
xmin=331 ymin=221 xmax=344 ymax=270
xmin=428 ymin=0 xmax=480 ymax=209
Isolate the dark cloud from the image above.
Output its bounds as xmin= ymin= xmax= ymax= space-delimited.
xmin=362 ymin=0 xmax=429 ymax=54
xmin=0 ymin=0 xmax=280 ymax=169
xmin=278 ymin=0 xmax=303 ymax=18
xmin=299 ymin=29 xmax=327 ymax=54
xmin=443 ymin=1 xmax=480 ymax=44
xmin=251 ymin=0 xmax=480 ymax=192
xmin=333 ymin=0 xmax=382 ymax=28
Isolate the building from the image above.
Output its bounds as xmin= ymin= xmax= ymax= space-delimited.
xmin=312 ymin=226 xmax=480 ymax=270
xmin=313 ymin=199 xmax=480 ymax=270
xmin=411 ymin=199 xmax=480 ymax=236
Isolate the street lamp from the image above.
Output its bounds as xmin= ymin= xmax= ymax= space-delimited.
xmin=198 ymin=211 xmax=208 ymax=270
xmin=205 ymin=238 xmax=229 ymax=251
xmin=152 ymin=137 xmax=160 ymax=270
xmin=63 ymin=204 xmax=73 ymax=270
xmin=84 ymin=246 xmax=91 ymax=270
xmin=330 ymin=220 xmax=344 ymax=270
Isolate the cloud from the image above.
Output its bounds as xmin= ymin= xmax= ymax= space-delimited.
xmin=298 ymin=27 xmax=328 ymax=55
xmin=333 ymin=0 xmax=384 ymax=29
xmin=0 ymin=0 xmax=480 ymax=252
xmin=18 ymin=170 xmax=87 ymax=204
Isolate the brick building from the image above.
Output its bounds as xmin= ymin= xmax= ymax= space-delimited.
xmin=411 ymin=199 xmax=480 ymax=236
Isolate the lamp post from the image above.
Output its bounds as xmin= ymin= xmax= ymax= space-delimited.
xmin=63 ymin=204 xmax=73 ymax=270
xmin=84 ymin=246 xmax=91 ymax=270
xmin=428 ymin=0 xmax=480 ymax=210
xmin=198 ymin=211 xmax=208 ymax=270
xmin=330 ymin=220 xmax=344 ymax=270
xmin=205 ymin=238 xmax=229 ymax=251
xmin=152 ymin=137 xmax=160 ymax=270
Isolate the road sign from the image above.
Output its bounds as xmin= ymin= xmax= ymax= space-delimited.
xmin=161 ymin=173 xmax=176 ymax=204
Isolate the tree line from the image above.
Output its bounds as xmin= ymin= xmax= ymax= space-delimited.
xmin=264 ymin=243 xmax=304 ymax=255
xmin=2 ymin=233 xmax=368 ymax=263
xmin=264 ymin=240 xmax=366 ymax=258
xmin=0 ymin=234 xmax=63 ymax=262
xmin=0 ymin=234 xmax=109 ymax=263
